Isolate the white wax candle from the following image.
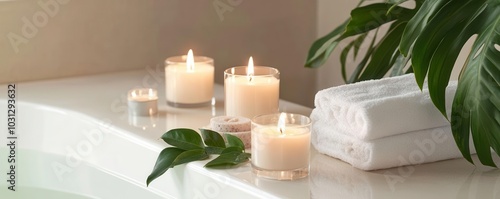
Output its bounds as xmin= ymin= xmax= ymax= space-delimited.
xmin=165 ymin=50 xmax=214 ymax=105
xmin=224 ymin=62 xmax=279 ymax=119
xmin=165 ymin=64 xmax=214 ymax=103
xmin=252 ymin=125 xmax=310 ymax=170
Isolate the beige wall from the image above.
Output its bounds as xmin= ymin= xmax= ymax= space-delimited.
xmin=0 ymin=0 xmax=317 ymax=107
xmin=0 ymin=0 xmax=472 ymax=108
xmin=315 ymin=0 xmax=359 ymax=90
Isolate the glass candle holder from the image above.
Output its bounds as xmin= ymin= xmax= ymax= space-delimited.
xmin=224 ymin=64 xmax=279 ymax=119
xmin=251 ymin=113 xmax=311 ymax=180
xmin=127 ymin=88 xmax=158 ymax=116
xmin=165 ymin=50 xmax=214 ymax=108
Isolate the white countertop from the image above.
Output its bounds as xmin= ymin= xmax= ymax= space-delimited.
xmin=4 ymin=70 xmax=500 ymax=199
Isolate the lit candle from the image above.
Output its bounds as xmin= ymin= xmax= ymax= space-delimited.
xmin=251 ymin=113 xmax=311 ymax=180
xmin=165 ymin=49 xmax=214 ymax=107
xmin=224 ymin=57 xmax=279 ymax=119
xmin=127 ymin=88 xmax=158 ymax=116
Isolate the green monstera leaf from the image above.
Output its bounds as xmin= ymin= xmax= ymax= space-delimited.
xmin=306 ymin=0 xmax=500 ymax=166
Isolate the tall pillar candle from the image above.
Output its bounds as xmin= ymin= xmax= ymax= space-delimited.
xmin=165 ymin=49 xmax=214 ymax=108
xmin=224 ymin=57 xmax=279 ymax=119
xmin=251 ymin=113 xmax=311 ymax=180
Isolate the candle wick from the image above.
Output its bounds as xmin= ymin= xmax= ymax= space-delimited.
xmin=279 ymin=128 xmax=283 ymax=134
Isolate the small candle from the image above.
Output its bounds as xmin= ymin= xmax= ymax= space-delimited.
xmin=251 ymin=113 xmax=311 ymax=180
xmin=165 ymin=49 xmax=214 ymax=107
xmin=224 ymin=57 xmax=279 ymax=119
xmin=127 ymin=88 xmax=158 ymax=116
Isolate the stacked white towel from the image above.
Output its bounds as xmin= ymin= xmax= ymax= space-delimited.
xmin=311 ymin=74 xmax=474 ymax=170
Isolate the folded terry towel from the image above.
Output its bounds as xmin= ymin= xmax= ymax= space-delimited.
xmin=314 ymin=74 xmax=457 ymax=140
xmin=311 ymin=118 xmax=475 ymax=170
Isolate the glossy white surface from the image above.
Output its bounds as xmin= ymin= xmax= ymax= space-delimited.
xmin=1 ymin=70 xmax=499 ymax=199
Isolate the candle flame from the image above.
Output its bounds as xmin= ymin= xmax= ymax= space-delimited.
xmin=278 ymin=112 xmax=287 ymax=134
xmin=247 ymin=56 xmax=254 ymax=82
xmin=187 ymin=49 xmax=195 ymax=72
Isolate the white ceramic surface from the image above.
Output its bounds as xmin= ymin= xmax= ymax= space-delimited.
xmin=0 ymin=70 xmax=499 ymax=199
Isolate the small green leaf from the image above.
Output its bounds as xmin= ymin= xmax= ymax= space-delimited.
xmin=205 ymin=146 xmax=225 ymax=155
xmin=386 ymin=0 xmax=411 ymax=15
xmin=352 ymin=32 xmax=368 ymax=59
xmin=348 ymin=29 xmax=379 ymax=83
xmin=172 ymin=149 xmax=209 ymax=167
xmin=340 ymin=42 xmax=356 ymax=82
xmin=340 ymin=33 xmax=368 ymax=82
xmin=221 ymin=146 xmax=242 ymax=154
xmin=161 ymin=128 xmax=204 ymax=150
xmin=390 ymin=52 xmax=410 ymax=77
xmin=200 ymin=129 xmax=226 ymax=148
xmin=146 ymin=147 xmax=185 ymax=186
xmin=237 ymin=153 xmax=251 ymax=161
xmin=225 ymin=134 xmax=245 ymax=151
xmin=343 ymin=3 xmax=410 ymax=37
xmin=205 ymin=147 xmax=250 ymax=168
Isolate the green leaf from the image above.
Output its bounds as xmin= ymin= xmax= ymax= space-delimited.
xmin=146 ymin=147 xmax=185 ymax=186
xmin=386 ymin=0 xmax=411 ymax=15
xmin=305 ymin=20 xmax=349 ymax=68
xmin=221 ymin=146 xmax=242 ymax=154
xmin=340 ymin=42 xmax=356 ymax=83
xmin=341 ymin=33 xmax=368 ymax=82
xmin=390 ymin=52 xmax=410 ymax=77
xmin=405 ymin=64 xmax=413 ymax=74
xmin=413 ymin=0 xmax=488 ymax=118
xmin=305 ymin=0 xmax=367 ymax=68
xmin=348 ymin=30 xmax=379 ymax=83
xmin=451 ymin=3 xmax=500 ymax=166
xmin=471 ymin=110 xmax=496 ymax=167
xmin=343 ymin=4 xmax=410 ymax=37
xmin=305 ymin=3 xmax=410 ymax=69
xmin=225 ymin=134 xmax=245 ymax=151
xmin=200 ymin=129 xmax=226 ymax=148
xmin=171 ymin=149 xmax=209 ymax=167
xmin=204 ymin=146 xmax=225 ymax=155
xmin=412 ymin=1 xmax=486 ymax=89
xmin=161 ymin=128 xmax=204 ymax=150
xmin=357 ymin=21 xmax=407 ymax=82
xmin=205 ymin=147 xmax=250 ymax=168
xmin=400 ymin=0 xmax=448 ymax=56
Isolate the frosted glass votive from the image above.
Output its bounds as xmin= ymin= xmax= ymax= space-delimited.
xmin=127 ymin=88 xmax=158 ymax=116
xmin=165 ymin=50 xmax=214 ymax=108
xmin=251 ymin=113 xmax=311 ymax=180
xmin=224 ymin=64 xmax=279 ymax=119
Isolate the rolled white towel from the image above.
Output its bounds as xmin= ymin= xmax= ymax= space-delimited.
xmin=311 ymin=120 xmax=475 ymax=170
xmin=314 ymin=74 xmax=457 ymax=140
